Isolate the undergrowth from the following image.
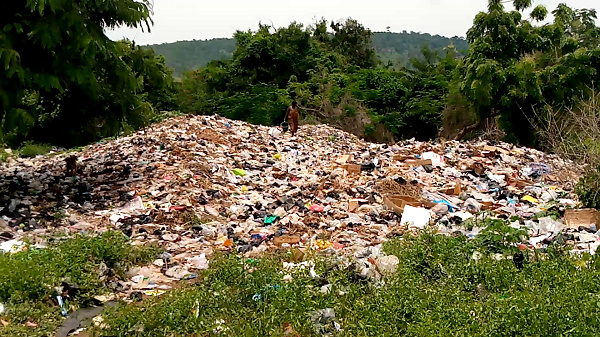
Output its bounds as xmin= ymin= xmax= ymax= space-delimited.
xmin=0 ymin=232 xmax=161 ymax=337
xmin=96 ymin=233 xmax=600 ymax=336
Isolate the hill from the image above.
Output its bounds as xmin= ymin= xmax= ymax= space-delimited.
xmin=146 ymin=31 xmax=469 ymax=76
xmin=148 ymin=38 xmax=236 ymax=76
xmin=372 ymin=31 xmax=468 ymax=66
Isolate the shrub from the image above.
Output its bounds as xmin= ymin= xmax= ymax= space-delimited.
xmin=576 ymin=168 xmax=600 ymax=210
xmin=18 ymin=143 xmax=51 ymax=158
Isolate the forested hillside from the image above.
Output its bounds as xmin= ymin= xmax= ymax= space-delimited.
xmin=373 ymin=31 xmax=468 ymax=66
xmin=148 ymin=38 xmax=236 ymax=77
xmin=147 ymin=31 xmax=469 ymax=75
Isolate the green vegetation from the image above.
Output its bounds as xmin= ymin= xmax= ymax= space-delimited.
xmin=176 ymin=19 xmax=457 ymax=142
xmin=147 ymin=31 xmax=469 ymax=76
xmin=576 ymin=168 xmax=600 ymax=210
xmin=173 ymin=2 xmax=600 ymax=145
xmin=374 ymin=31 xmax=468 ymax=68
xmin=16 ymin=142 xmax=51 ymax=158
xmin=147 ymin=38 xmax=237 ymax=77
xmin=474 ymin=218 xmax=529 ymax=254
xmin=456 ymin=1 xmax=600 ymax=145
xmin=96 ymin=232 xmax=600 ymax=336
xmin=0 ymin=231 xmax=161 ymax=337
xmin=1 ymin=1 xmax=175 ymax=148
xmin=4 ymin=1 xmax=600 ymax=150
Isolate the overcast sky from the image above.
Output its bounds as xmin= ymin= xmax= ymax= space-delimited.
xmin=106 ymin=0 xmax=599 ymax=45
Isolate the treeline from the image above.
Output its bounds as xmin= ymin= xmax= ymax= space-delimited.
xmin=176 ymin=3 xmax=600 ymax=147
xmin=373 ymin=31 xmax=468 ymax=68
xmin=146 ymin=31 xmax=469 ymax=76
xmin=176 ymin=19 xmax=460 ymax=142
xmin=2 ymin=0 xmax=600 ymax=152
xmin=149 ymin=38 xmax=236 ymax=77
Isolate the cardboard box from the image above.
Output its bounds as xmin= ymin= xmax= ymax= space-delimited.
xmin=404 ymin=159 xmax=433 ymax=167
xmin=483 ymin=145 xmax=509 ymax=155
xmin=469 ymin=162 xmax=485 ymax=175
xmin=384 ymin=195 xmax=435 ymax=215
xmin=439 ymin=184 xmax=462 ymax=196
xmin=273 ymin=235 xmax=301 ymax=247
xmin=505 ymin=175 xmax=532 ymax=189
xmin=335 ymin=155 xmax=353 ymax=165
xmin=341 ymin=164 xmax=361 ymax=175
xmin=564 ymin=209 xmax=600 ymax=229
xmin=348 ymin=198 xmax=368 ymax=212
xmin=480 ymin=201 xmax=496 ymax=210
xmin=393 ymin=154 xmax=412 ymax=161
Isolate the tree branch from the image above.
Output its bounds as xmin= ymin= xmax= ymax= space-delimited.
xmin=453 ymin=111 xmax=501 ymax=141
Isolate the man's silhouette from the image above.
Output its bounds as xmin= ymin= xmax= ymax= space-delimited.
xmin=287 ymin=101 xmax=299 ymax=136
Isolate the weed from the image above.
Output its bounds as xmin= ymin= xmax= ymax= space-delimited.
xmin=0 ymin=151 xmax=9 ymax=163
xmin=18 ymin=143 xmax=51 ymax=158
xmin=52 ymin=208 xmax=68 ymax=221
xmin=96 ymin=233 xmax=600 ymax=336
xmin=474 ymin=218 xmax=529 ymax=254
xmin=576 ymin=167 xmax=600 ymax=210
xmin=0 ymin=232 xmax=161 ymax=337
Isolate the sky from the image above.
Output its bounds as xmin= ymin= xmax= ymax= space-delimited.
xmin=106 ymin=0 xmax=599 ymax=45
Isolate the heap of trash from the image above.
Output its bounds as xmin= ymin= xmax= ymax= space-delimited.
xmin=1 ymin=114 xmax=597 ymax=289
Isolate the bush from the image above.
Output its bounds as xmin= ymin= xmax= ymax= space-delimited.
xmin=534 ymin=92 xmax=600 ymax=166
xmin=0 ymin=150 xmax=9 ymax=162
xmin=474 ymin=218 xmax=529 ymax=254
xmin=18 ymin=143 xmax=51 ymax=158
xmin=576 ymin=168 xmax=600 ymax=210
xmin=98 ymin=232 xmax=600 ymax=336
xmin=0 ymin=232 xmax=161 ymax=337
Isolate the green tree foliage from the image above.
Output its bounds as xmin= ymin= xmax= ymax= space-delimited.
xmin=347 ymin=46 xmax=457 ymax=139
xmin=177 ymin=19 xmax=458 ymax=141
xmin=456 ymin=0 xmax=600 ymax=145
xmin=1 ymin=0 xmax=175 ymax=147
xmin=147 ymin=31 xmax=469 ymax=76
xmin=230 ymin=23 xmax=323 ymax=90
xmin=178 ymin=19 xmax=380 ymax=127
xmin=148 ymin=38 xmax=236 ymax=77
xmin=329 ymin=19 xmax=378 ymax=69
xmin=373 ymin=31 xmax=468 ymax=68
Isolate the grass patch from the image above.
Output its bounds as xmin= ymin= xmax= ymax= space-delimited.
xmin=0 ymin=231 xmax=161 ymax=337
xmin=17 ymin=143 xmax=52 ymax=158
xmin=97 ymin=233 xmax=600 ymax=336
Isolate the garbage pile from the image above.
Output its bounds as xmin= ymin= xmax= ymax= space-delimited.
xmin=0 ymin=115 xmax=596 ymax=286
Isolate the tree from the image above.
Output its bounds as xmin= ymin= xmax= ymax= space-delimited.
xmin=230 ymin=23 xmax=320 ymax=90
xmin=0 ymin=0 xmax=157 ymax=146
xmin=329 ymin=18 xmax=378 ymax=69
xmin=455 ymin=0 xmax=547 ymax=143
xmin=456 ymin=0 xmax=600 ymax=145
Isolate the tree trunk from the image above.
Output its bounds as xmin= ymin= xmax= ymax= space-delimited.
xmin=453 ymin=112 xmax=500 ymax=141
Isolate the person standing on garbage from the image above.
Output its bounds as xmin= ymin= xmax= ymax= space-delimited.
xmin=287 ymin=101 xmax=300 ymax=137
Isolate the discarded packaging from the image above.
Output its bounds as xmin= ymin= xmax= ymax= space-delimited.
xmin=400 ymin=205 xmax=431 ymax=229
xmin=564 ymin=209 xmax=600 ymax=229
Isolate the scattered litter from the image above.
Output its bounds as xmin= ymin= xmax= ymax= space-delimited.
xmin=310 ymin=308 xmax=342 ymax=334
xmin=0 ymin=114 xmax=593 ymax=299
xmin=55 ymin=302 xmax=118 ymax=337
xmin=400 ymin=206 xmax=431 ymax=229
xmin=375 ymin=255 xmax=400 ymax=276
xmin=0 ymin=240 xmax=25 ymax=253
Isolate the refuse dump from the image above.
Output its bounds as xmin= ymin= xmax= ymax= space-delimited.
xmin=0 ymin=114 xmax=594 ymax=299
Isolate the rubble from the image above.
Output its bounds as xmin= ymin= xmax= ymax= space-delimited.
xmin=0 ymin=114 xmax=594 ymax=289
